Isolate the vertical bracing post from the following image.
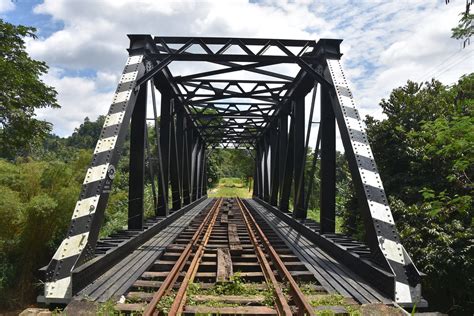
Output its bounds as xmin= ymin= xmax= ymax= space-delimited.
xmin=128 ymin=80 xmax=147 ymax=229
xmin=191 ymin=136 xmax=201 ymax=201
xmin=252 ymin=145 xmax=260 ymax=197
xmin=263 ymin=133 xmax=270 ymax=202
xmin=169 ymin=100 xmax=182 ymax=210
xmin=257 ymin=140 xmax=264 ymax=199
xmin=150 ymin=79 xmax=168 ymax=216
xmin=198 ymin=144 xmax=206 ymax=197
xmin=176 ymin=109 xmax=185 ymax=204
xmin=279 ymin=105 xmax=295 ymax=213
xmin=269 ymin=125 xmax=279 ymax=206
xmin=157 ymin=91 xmax=171 ymax=215
xmin=277 ymin=113 xmax=288 ymax=207
xmin=293 ymin=96 xmax=306 ymax=218
xmin=320 ymin=86 xmax=336 ymax=233
xmin=183 ymin=119 xmax=193 ymax=204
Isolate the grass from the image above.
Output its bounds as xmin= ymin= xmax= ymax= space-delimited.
xmin=186 ymin=273 xmax=274 ymax=307
xmin=307 ymin=208 xmax=344 ymax=233
xmin=208 ymin=177 xmax=252 ymax=198
xmin=155 ymin=293 xmax=176 ymax=314
xmin=309 ymin=294 xmax=361 ymax=316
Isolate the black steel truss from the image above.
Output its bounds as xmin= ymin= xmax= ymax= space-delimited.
xmin=41 ymin=35 xmax=424 ymax=308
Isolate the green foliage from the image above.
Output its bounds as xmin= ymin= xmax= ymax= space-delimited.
xmin=310 ymin=294 xmax=360 ymax=315
xmin=208 ymin=178 xmax=252 ymax=198
xmin=361 ymin=74 xmax=474 ymax=314
xmin=0 ymin=19 xmax=59 ymax=159
xmin=187 ymin=273 xmax=274 ymax=307
xmin=155 ymin=293 xmax=176 ymax=314
xmin=0 ymin=154 xmax=88 ymax=307
xmin=67 ymin=116 xmax=106 ymax=149
xmin=96 ymin=299 xmax=121 ymax=315
xmin=207 ymin=149 xmax=253 ymax=185
xmin=451 ymin=5 xmax=473 ymax=47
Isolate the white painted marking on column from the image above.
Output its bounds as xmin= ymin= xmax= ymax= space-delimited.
xmin=113 ymin=90 xmax=131 ymax=104
xmin=120 ymin=71 xmax=138 ymax=83
xmin=52 ymin=232 xmax=90 ymax=260
xmin=128 ymin=55 xmax=143 ymax=65
xmin=84 ymin=163 xmax=109 ymax=184
xmin=45 ymin=276 xmax=72 ymax=299
xmin=345 ymin=116 xmax=364 ymax=132
xmin=395 ymin=281 xmax=413 ymax=303
xmin=381 ymin=238 xmax=405 ymax=264
xmin=73 ymin=195 xmax=99 ymax=219
xmin=369 ymin=201 xmax=394 ymax=224
xmin=359 ymin=168 xmax=381 ymax=188
xmin=94 ymin=136 xmax=118 ymax=154
xmin=104 ymin=111 xmax=125 ymax=128
xmin=353 ymin=142 xmax=373 ymax=159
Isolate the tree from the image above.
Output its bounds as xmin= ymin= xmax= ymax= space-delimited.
xmin=447 ymin=0 xmax=473 ymax=47
xmin=362 ymin=74 xmax=473 ymax=314
xmin=0 ymin=19 xmax=59 ymax=159
xmin=67 ymin=116 xmax=105 ymax=149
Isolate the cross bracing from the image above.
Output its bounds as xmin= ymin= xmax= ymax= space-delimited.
xmin=39 ymin=35 xmax=425 ymax=310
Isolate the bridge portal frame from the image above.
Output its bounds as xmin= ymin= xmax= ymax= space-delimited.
xmin=41 ymin=35 xmax=423 ymax=307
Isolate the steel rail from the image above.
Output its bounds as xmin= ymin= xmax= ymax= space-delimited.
xmin=237 ymin=197 xmax=316 ymax=316
xmin=168 ymin=198 xmax=223 ymax=315
xmin=143 ymin=198 xmax=222 ymax=316
xmin=236 ymin=198 xmax=292 ymax=315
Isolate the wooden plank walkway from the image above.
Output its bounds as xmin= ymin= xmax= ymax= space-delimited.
xmin=74 ymin=198 xmax=213 ymax=302
xmin=246 ymin=199 xmax=392 ymax=305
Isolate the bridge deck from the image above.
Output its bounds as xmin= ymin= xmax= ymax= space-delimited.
xmin=71 ymin=197 xmax=392 ymax=306
xmin=74 ymin=198 xmax=213 ymax=302
xmin=246 ymin=199 xmax=392 ymax=305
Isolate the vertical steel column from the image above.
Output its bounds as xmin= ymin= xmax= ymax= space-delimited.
xmin=198 ymin=145 xmax=206 ymax=197
xmin=150 ymin=80 xmax=169 ymax=217
xmin=128 ymin=79 xmax=147 ymax=229
xmin=320 ymin=86 xmax=336 ymax=233
xmin=192 ymin=136 xmax=201 ymax=201
xmin=176 ymin=109 xmax=185 ymax=203
xmin=202 ymin=148 xmax=208 ymax=195
xmin=279 ymin=105 xmax=295 ymax=213
xmin=262 ymin=134 xmax=270 ymax=202
xmin=277 ymin=114 xmax=288 ymax=206
xmin=157 ymin=91 xmax=171 ymax=215
xmin=269 ymin=125 xmax=279 ymax=206
xmin=252 ymin=148 xmax=259 ymax=197
xmin=169 ymin=100 xmax=182 ymax=210
xmin=255 ymin=141 xmax=263 ymax=199
xmin=183 ymin=119 xmax=193 ymax=204
xmin=293 ymin=97 xmax=306 ymax=218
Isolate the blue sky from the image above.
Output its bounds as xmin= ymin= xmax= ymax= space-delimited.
xmin=1 ymin=0 xmax=472 ymax=141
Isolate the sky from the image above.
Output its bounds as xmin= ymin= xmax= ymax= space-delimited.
xmin=1 ymin=0 xmax=473 ymax=141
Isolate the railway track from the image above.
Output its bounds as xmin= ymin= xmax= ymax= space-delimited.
xmin=115 ymin=198 xmax=357 ymax=315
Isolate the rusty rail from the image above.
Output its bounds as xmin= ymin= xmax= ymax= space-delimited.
xmin=236 ymin=198 xmax=292 ymax=315
xmin=236 ymin=197 xmax=316 ymax=316
xmin=143 ymin=198 xmax=222 ymax=316
xmin=168 ymin=198 xmax=223 ymax=314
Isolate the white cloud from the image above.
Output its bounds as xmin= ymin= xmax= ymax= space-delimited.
xmin=0 ymin=0 xmax=14 ymax=13
xmin=36 ymin=68 xmax=113 ymax=135
xmin=23 ymin=0 xmax=474 ymax=136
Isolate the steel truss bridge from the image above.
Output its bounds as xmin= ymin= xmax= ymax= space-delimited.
xmin=39 ymin=35 xmax=425 ymax=314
